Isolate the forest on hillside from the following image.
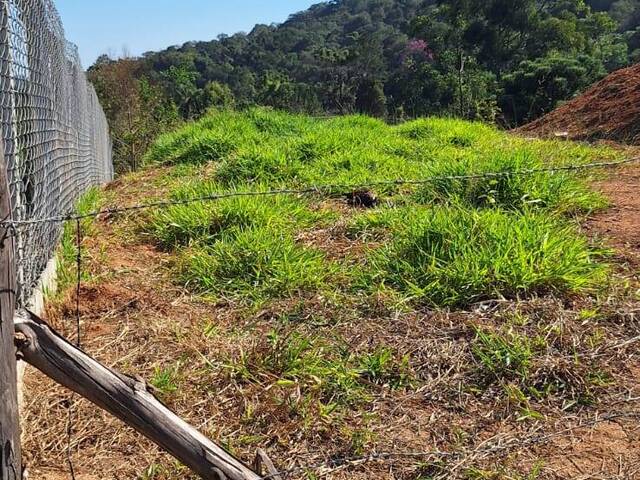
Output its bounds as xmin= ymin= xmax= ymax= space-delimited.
xmin=88 ymin=0 xmax=640 ymax=172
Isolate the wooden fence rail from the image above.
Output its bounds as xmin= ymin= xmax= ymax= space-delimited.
xmin=0 ymin=136 xmax=270 ymax=480
xmin=15 ymin=310 xmax=262 ymax=480
xmin=0 ymin=140 xmax=272 ymax=479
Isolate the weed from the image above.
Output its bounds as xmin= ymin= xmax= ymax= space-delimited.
xmin=464 ymin=462 xmax=543 ymax=480
xmin=150 ymin=363 xmax=181 ymax=396
xmin=143 ymin=110 xmax=614 ymax=308
xmin=146 ymin=109 xmax=619 ymax=195
xmin=504 ymin=384 xmax=545 ymax=421
xmin=215 ymin=143 xmax=303 ymax=186
xmin=345 ymin=427 xmax=376 ymax=456
xmin=357 ymin=347 xmax=414 ymax=389
xmin=224 ymin=331 xmax=366 ymax=405
xmin=224 ymin=331 xmax=416 ymax=407
xmin=472 ymin=328 xmax=539 ymax=380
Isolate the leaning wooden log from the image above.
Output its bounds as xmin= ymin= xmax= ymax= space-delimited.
xmin=14 ymin=310 xmax=261 ymax=480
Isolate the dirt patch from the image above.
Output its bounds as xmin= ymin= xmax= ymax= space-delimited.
xmin=518 ymin=64 xmax=640 ymax=145
xmin=546 ymin=418 xmax=638 ymax=478
xmin=584 ymin=161 xmax=640 ymax=267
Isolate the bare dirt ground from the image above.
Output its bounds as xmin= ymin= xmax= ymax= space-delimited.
xmin=21 ymin=162 xmax=640 ymax=480
xmin=518 ymin=63 xmax=640 ymax=145
xmin=585 ymin=163 xmax=640 ymax=267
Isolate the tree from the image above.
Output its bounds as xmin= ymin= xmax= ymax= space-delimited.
xmin=88 ymin=0 xmax=637 ymax=129
xmin=355 ymin=78 xmax=387 ymax=117
xmin=88 ymin=57 xmax=179 ymax=172
xmin=502 ymin=54 xmax=600 ymax=124
xmin=204 ymin=81 xmax=236 ymax=110
xmin=162 ymin=65 xmax=203 ymax=119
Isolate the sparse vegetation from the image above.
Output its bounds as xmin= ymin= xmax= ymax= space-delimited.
xmin=57 ymin=187 xmax=104 ymax=290
xmin=472 ymin=327 xmax=540 ymax=380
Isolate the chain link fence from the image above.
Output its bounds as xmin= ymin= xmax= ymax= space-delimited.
xmin=0 ymin=0 xmax=113 ymax=306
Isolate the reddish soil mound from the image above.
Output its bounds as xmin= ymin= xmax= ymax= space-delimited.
xmin=519 ymin=63 xmax=640 ymax=144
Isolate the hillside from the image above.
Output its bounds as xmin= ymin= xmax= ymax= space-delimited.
xmin=88 ymin=0 xmax=639 ymax=173
xmin=22 ymin=110 xmax=640 ymax=479
xmin=519 ymin=62 xmax=640 ymax=144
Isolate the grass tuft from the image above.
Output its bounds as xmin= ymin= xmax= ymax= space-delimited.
xmin=178 ymin=227 xmax=335 ymax=302
xmin=365 ymin=206 xmax=608 ymax=307
xmin=472 ymin=327 xmax=539 ymax=380
xmin=414 ymin=150 xmax=605 ymax=213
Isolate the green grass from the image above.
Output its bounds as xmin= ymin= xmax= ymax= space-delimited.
xmin=150 ymin=192 xmax=326 ymax=250
xmin=471 ymin=327 xmax=541 ymax=380
xmin=413 ymin=150 xmax=605 ymax=214
xmin=142 ymin=107 xmax=618 ymax=308
xmin=224 ymin=330 xmax=414 ymax=406
xmin=364 ymin=206 xmax=608 ymax=307
xmin=57 ymin=187 xmax=103 ymax=289
xmin=178 ymin=227 xmax=336 ymax=302
xmin=150 ymin=363 xmax=181 ymax=396
xmin=146 ymin=108 xmax=616 ymax=189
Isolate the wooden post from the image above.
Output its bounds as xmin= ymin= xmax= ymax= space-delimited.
xmin=15 ymin=310 xmax=261 ymax=480
xmin=0 ymin=140 xmax=21 ymax=479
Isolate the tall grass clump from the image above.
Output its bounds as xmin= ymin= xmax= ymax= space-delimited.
xmin=143 ymin=123 xmax=234 ymax=165
xmin=179 ymin=227 xmax=336 ymax=302
xmin=246 ymin=108 xmax=314 ymax=136
xmin=144 ymin=110 xmax=261 ymax=165
xmin=414 ymin=150 xmax=605 ymax=213
xmin=215 ymin=142 xmax=304 ymax=186
xmin=150 ymin=191 xmax=325 ymax=250
xmin=367 ymin=206 xmax=608 ymax=307
xmin=395 ymin=117 xmax=500 ymax=146
xmin=144 ymin=107 xmax=619 ymax=201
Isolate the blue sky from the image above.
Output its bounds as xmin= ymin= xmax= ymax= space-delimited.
xmin=55 ymin=0 xmax=319 ymax=68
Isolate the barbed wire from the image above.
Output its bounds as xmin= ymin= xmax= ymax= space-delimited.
xmin=2 ymin=156 xmax=638 ymax=228
xmin=64 ymin=220 xmax=84 ymax=480
xmin=13 ymin=153 xmax=638 ymax=480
